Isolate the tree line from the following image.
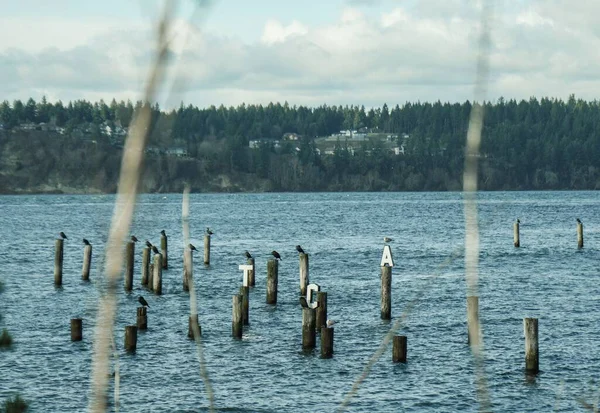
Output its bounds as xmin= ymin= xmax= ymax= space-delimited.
xmin=0 ymin=95 xmax=599 ymax=192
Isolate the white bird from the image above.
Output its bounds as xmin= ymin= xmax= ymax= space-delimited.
xmin=326 ymin=319 xmax=335 ymax=328
xmin=383 ymin=237 xmax=393 ymax=243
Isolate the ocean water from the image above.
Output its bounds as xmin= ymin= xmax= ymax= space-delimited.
xmin=0 ymin=191 xmax=599 ymax=412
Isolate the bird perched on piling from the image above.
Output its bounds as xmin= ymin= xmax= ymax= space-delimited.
xmin=131 ymin=235 xmax=138 ymax=243
xmin=326 ymin=319 xmax=335 ymax=328
xmin=206 ymin=227 xmax=214 ymax=235
xmin=152 ymin=245 xmax=160 ymax=254
xmin=83 ymin=239 xmax=90 ymax=246
xmin=138 ymin=296 xmax=150 ymax=307
xmin=160 ymin=230 xmax=166 ymax=237
xmin=516 ymin=218 xmax=520 ymax=224
xmin=383 ymin=237 xmax=393 ymax=243
xmin=271 ymin=250 xmax=282 ymax=260
xmin=577 ymin=218 xmax=582 ymax=224
xmin=59 ymin=232 xmax=68 ymax=240
xmin=245 ymin=250 xmax=253 ymax=259
xmin=296 ymin=245 xmax=305 ymax=254
xmin=299 ymin=296 xmax=309 ymax=308
xmin=189 ymin=243 xmax=197 ymax=251
xmin=145 ymin=240 xmax=153 ymax=248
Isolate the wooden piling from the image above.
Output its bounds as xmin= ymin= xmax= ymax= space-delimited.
xmin=136 ymin=307 xmax=147 ymax=330
xmin=513 ymin=222 xmax=520 ymax=248
xmin=70 ymin=318 xmax=82 ymax=341
xmin=124 ymin=326 xmax=138 ymax=352
xmin=266 ymin=259 xmax=279 ymax=304
xmin=240 ymin=286 xmax=249 ymax=325
xmin=392 ymin=335 xmax=407 ymax=363
xmin=188 ymin=314 xmax=201 ymax=338
xmin=153 ymin=254 xmax=163 ymax=295
xmin=232 ymin=295 xmax=243 ymax=339
xmin=302 ymin=308 xmax=316 ymax=350
xmin=161 ymin=233 xmax=168 ymax=269
xmin=183 ymin=247 xmax=193 ymax=292
xmin=54 ymin=239 xmax=64 ymax=286
xmin=124 ymin=241 xmax=134 ymax=291
xmin=148 ymin=262 xmax=154 ymax=291
xmin=141 ymin=247 xmax=150 ymax=286
xmin=467 ymin=296 xmax=480 ymax=345
xmin=524 ymin=318 xmax=539 ymax=374
xmin=82 ymin=244 xmax=92 ymax=280
xmin=577 ymin=221 xmax=584 ymax=249
xmin=203 ymin=234 xmax=211 ymax=265
xmin=316 ymin=291 xmax=328 ymax=331
xmin=381 ymin=265 xmax=392 ymax=320
xmin=299 ymin=253 xmax=309 ymax=296
xmin=247 ymin=257 xmax=255 ymax=287
xmin=321 ymin=326 xmax=334 ymax=358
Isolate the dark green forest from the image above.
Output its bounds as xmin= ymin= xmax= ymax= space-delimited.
xmin=0 ymin=95 xmax=599 ymax=193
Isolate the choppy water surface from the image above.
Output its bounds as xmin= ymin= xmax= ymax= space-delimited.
xmin=1 ymin=191 xmax=599 ymax=412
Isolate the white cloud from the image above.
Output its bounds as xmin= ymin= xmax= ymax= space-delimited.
xmin=261 ymin=20 xmax=308 ymax=45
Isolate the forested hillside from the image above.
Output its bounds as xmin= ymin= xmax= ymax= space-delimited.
xmin=0 ymin=95 xmax=599 ymax=193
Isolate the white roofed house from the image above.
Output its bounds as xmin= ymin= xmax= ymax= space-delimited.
xmin=165 ymin=147 xmax=189 ymax=157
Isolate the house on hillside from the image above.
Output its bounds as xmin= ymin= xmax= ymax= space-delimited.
xmin=166 ymin=147 xmax=188 ymax=157
xmin=283 ymin=132 xmax=300 ymax=141
xmin=393 ymin=145 xmax=405 ymax=155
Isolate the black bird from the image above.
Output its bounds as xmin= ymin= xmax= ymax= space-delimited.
xmin=296 ymin=245 xmax=305 ymax=254
xmin=245 ymin=250 xmax=253 ymax=259
xmin=83 ymin=238 xmax=90 ymax=246
xmin=145 ymin=240 xmax=153 ymax=248
xmin=189 ymin=243 xmax=197 ymax=251
xmin=516 ymin=218 xmax=520 ymax=224
xmin=299 ymin=296 xmax=309 ymax=308
xmin=271 ymin=250 xmax=282 ymax=260
xmin=577 ymin=218 xmax=582 ymax=224
xmin=152 ymin=245 xmax=160 ymax=254
xmin=59 ymin=232 xmax=68 ymax=240
xmin=160 ymin=230 xmax=166 ymax=237
xmin=206 ymin=227 xmax=214 ymax=235
xmin=131 ymin=235 xmax=138 ymax=243
xmin=138 ymin=296 xmax=150 ymax=307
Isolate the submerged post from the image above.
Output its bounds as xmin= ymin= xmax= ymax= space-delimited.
xmin=124 ymin=326 xmax=138 ymax=352
xmin=71 ymin=318 xmax=82 ymax=341
xmin=577 ymin=220 xmax=584 ymax=249
xmin=82 ymin=244 xmax=92 ymax=280
xmin=153 ymin=254 xmax=163 ymax=295
xmin=524 ymin=317 xmax=539 ymax=374
xmin=299 ymin=253 xmax=309 ymax=296
xmin=124 ymin=241 xmax=134 ymax=291
xmin=203 ymin=234 xmax=211 ymax=265
xmin=240 ymin=286 xmax=249 ymax=325
xmin=514 ymin=221 xmax=520 ymax=248
xmin=161 ymin=232 xmax=168 ymax=269
xmin=232 ymin=295 xmax=243 ymax=339
xmin=266 ymin=259 xmax=279 ymax=304
xmin=467 ymin=296 xmax=480 ymax=345
xmin=392 ymin=335 xmax=407 ymax=363
xmin=136 ymin=307 xmax=147 ymax=330
xmin=183 ymin=247 xmax=193 ymax=292
xmin=315 ymin=291 xmax=328 ymax=331
xmin=141 ymin=247 xmax=150 ymax=286
xmin=302 ymin=308 xmax=316 ymax=350
xmin=247 ymin=257 xmax=255 ymax=287
xmin=148 ymin=263 xmax=154 ymax=291
xmin=381 ymin=265 xmax=392 ymax=320
xmin=321 ymin=326 xmax=334 ymax=358
xmin=188 ymin=314 xmax=201 ymax=338
xmin=54 ymin=238 xmax=64 ymax=286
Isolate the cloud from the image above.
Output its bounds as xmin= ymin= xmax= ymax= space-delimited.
xmin=2 ymin=2 xmax=600 ymax=108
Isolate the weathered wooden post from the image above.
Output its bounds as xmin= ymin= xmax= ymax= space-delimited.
xmin=513 ymin=220 xmax=520 ymax=248
xmin=153 ymin=254 xmax=163 ymax=295
xmin=240 ymin=286 xmax=249 ymax=325
xmin=266 ymin=259 xmax=279 ymax=304
xmin=54 ymin=239 xmax=64 ymax=286
xmin=188 ymin=314 xmax=201 ymax=338
xmin=203 ymin=234 xmax=211 ymax=265
xmin=148 ymin=263 xmax=154 ymax=291
xmin=82 ymin=243 xmax=92 ymax=280
xmin=124 ymin=241 xmax=134 ymax=291
xmin=467 ymin=296 xmax=480 ymax=345
xmin=247 ymin=257 xmax=255 ymax=287
xmin=232 ymin=295 xmax=243 ymax=339
xmin=524 ymin=318 xmax=539 ymax=374
xmin=392 ymin=335 xmax=407 ymax=363
xmin=70 ymin=318 xmax=82 ymax=341
xmin=183 ymin=247 xmax=193 ymax=292
xmin=302 ymin=308 xmax=316 ymax=350
xmin=299 ymin=252 xmax=309 ymax=296
xmin=321 ymin=326 xmax=334 ymax=358
xmin=160 ymin=231 xmax=168 ymax=269
xmin=136 ymin=307 xmax=147 ymax=330
xmin=380 ymin=245 xmax=394 ymax=320
xmin=124 ymin=326 xmax=138 ymax=352
xmin=316 ymin=291 xmax=328 ymax=331
xmin=577 ymin=220 xmax=584 ymax=249
xmin=141 ymin=246 xmax=150 ymax=286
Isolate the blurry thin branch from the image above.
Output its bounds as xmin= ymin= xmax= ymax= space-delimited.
xmin=183 ymin=184 xmax=215 ymax=412
xmin=88 ymin=2 xmax=175 ymax=411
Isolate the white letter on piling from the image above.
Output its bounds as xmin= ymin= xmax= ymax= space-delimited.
xmin=380 ymin=245 xmax=394 ymax=267
xmin=306 ymin=283 xmax=321 ymax=309
xmin=239 ymin=264 xmax=253 ymax=287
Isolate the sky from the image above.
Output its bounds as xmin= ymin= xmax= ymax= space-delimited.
xmin=1 ymin=0 xmax=599 ymax=109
